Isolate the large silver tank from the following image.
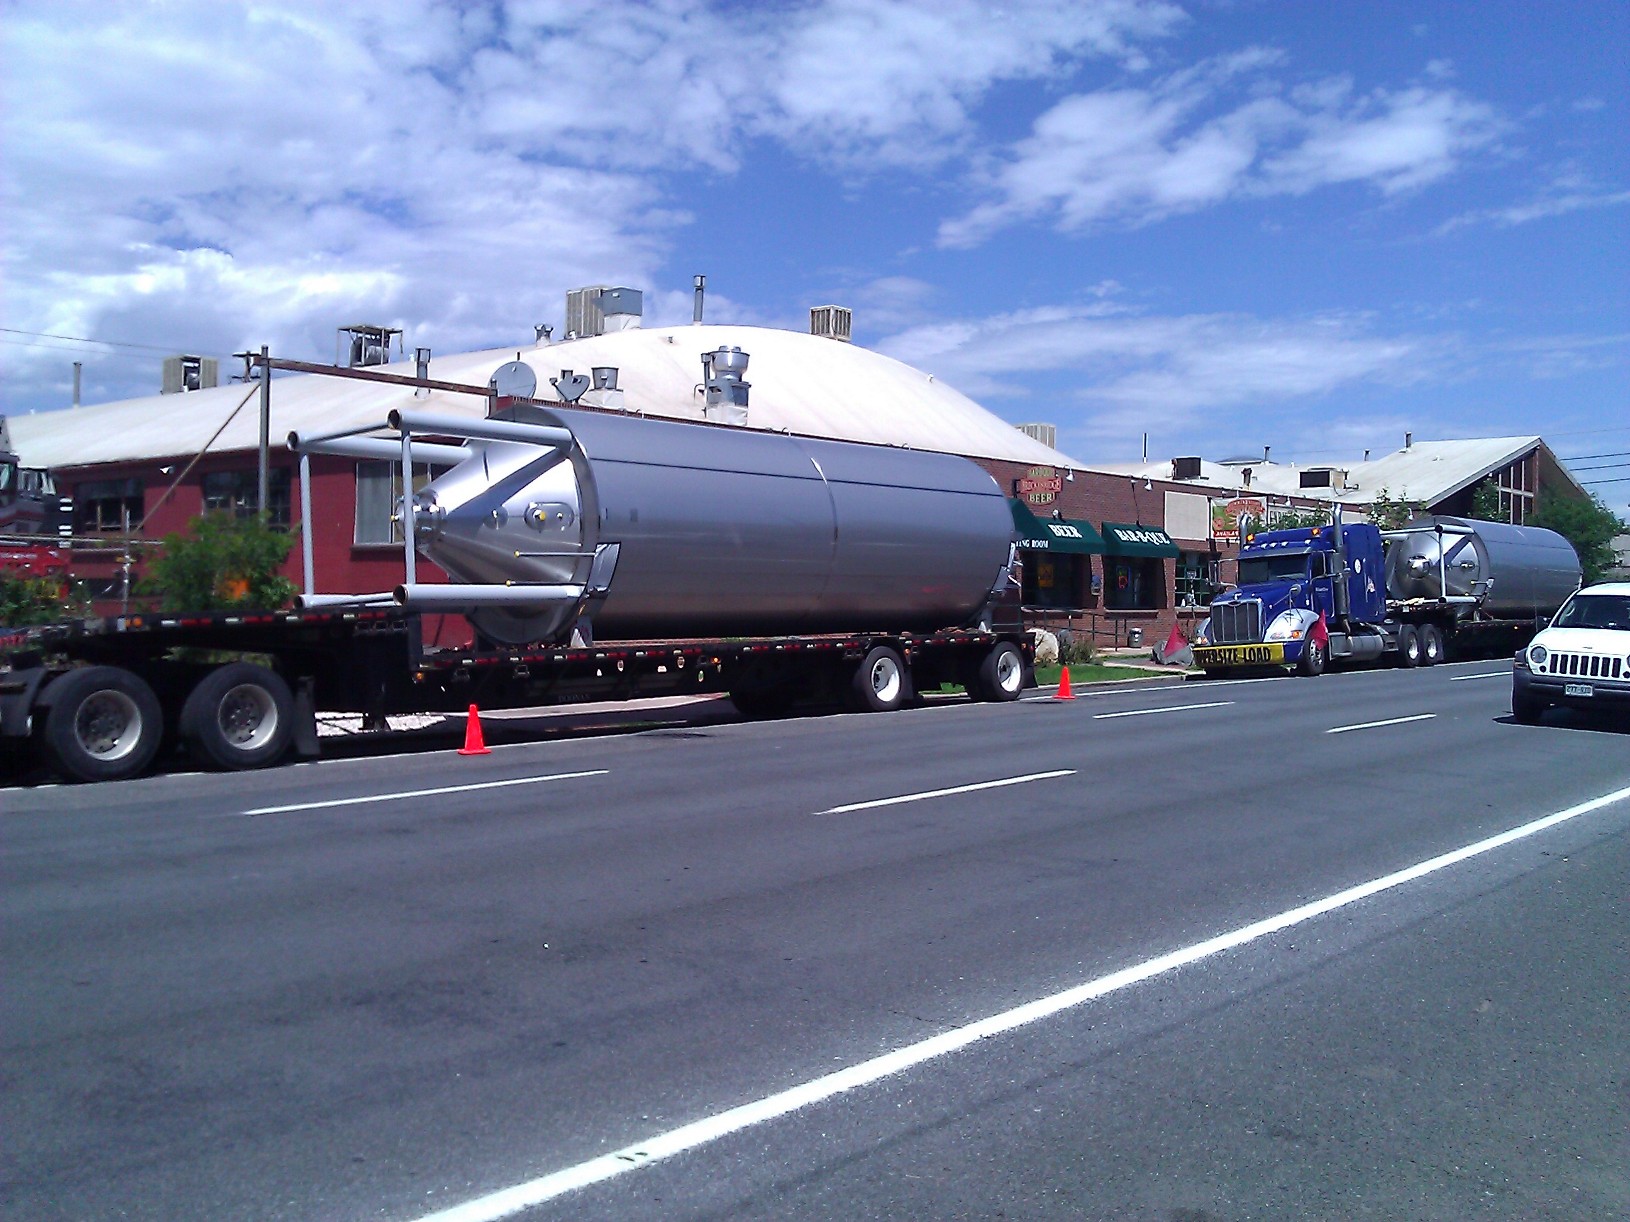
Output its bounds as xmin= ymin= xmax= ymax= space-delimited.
xmin=1384 ymin=515 xmax=1580 ymax=619
xmin=412 ymin=405 xmax=1014 ymax=643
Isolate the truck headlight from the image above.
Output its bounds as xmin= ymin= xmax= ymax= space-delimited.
xmin=1527 ymin=644 xmax=1548 ymax=669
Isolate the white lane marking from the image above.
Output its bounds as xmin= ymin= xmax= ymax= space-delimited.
xmin=1092 ymin=701 xmax=1234 ymax=720
xmin=244 ymin=771 xmax=609 ymax=816
xmin=1325 ymin=713 xmax=1437 ymax=735
xmin=407 ymin=781 xmax=1630 ymax=1222
xmin=1450 ymin=672 xmax=1510 ymax=682
xmin=821 ymin=770 xmax=1075 ymax=815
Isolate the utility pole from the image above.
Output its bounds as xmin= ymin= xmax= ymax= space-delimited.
xmin=258 ymin=344 xmax=271 ymax=518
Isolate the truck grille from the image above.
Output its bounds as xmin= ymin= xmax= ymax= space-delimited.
xmin=1541 ymin=652 xmax=1623 ymax=680
xmin=1210 ymin=599 xmax=1263 ymax=645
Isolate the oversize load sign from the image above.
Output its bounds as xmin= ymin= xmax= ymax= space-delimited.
xmin=1193 ymin=643 xmax=1287 ymax=666
xmin=1016 ymin=467 xmax=1063 ymax=506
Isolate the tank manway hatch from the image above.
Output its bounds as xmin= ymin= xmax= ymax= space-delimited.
xmin=701 ymin=346 xmax=750 ymax=425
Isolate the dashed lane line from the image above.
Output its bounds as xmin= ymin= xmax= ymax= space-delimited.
xmin=1325 ymin=713 xmax=1437 ymax=735
xmin=243 ymin=770 xmax=610 ymax=816
xmin=820 ymin=770 xmax=1075 ymax=815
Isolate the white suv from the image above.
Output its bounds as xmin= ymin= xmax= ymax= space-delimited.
xmin=1512 ymin=581 xmax=1630 ymax=724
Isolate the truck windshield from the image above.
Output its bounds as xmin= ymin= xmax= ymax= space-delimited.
xmin=1551 ymin=594 xmax=1630 ymax=631
xmin=1237 ymin=552 xmax=1310 ymax=585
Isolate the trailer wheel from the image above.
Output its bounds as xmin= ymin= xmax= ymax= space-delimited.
xmin=179 ymin=663 xmax=294 ymax=770
xmin=1397 ymin=625 xmax=1422 ymax=667
xmin=38 ymin=666 xmax=165 ymax=783
xmin=851 ymin=646 xmax=907 ymax=713
xmin=972 ymin=641 xmax=1025 ymax=702
xmin=1297 ymin=640 xmax=1327 ymax=677
xmin=1419 ymin=624 xmax=1443 ymax=666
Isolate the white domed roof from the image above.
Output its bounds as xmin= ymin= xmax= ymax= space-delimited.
xmin=11 ymin=324 xmax=1081 ymax=469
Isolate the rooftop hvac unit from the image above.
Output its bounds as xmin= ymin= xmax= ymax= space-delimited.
xmin=161 ymin=355 xmax=218 ymax=394
xmin=565 ymin=286 xmax=643 ymax=338
xmin=1299 ymin=468 xmax=1335 ymax=488
xmin=1172 ymin=456 xmax=1203 ymax=480
xmin=810 ymin=305 xmax=852 ymax=342
xmin=1017 ymin=422 xmax=1056 ymax=450
xmin=336 ymin=324 xmax=403 ymax=368
xmin=701 ymin=347 xmax=750 ymax=424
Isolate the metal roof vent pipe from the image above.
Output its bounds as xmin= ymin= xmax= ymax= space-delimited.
xmin=1262 ymin=445 xmax=1271 ymax=463
xmin=700 ymin=346 xmax=749 ymax=425
xmin=534 ymin=324 xmax=553 ymax=346
xmin=693 ymin=274 xmax=706 ymax=324
xmin=414 ymin=347 xmax=432 ymax=398
xmin=581 ymin=366 xmax=625 ymax=411
xmin=1405 ymin=431 xmax=1413 ymax=449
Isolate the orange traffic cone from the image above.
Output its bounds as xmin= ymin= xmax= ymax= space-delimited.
xmin=1056 ymin=666 xmax=1074 ymax=700
xmin=457 ymin=703 xmax=490 ymax=756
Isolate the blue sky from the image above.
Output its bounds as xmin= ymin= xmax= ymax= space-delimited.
xmin=3 ymin=1 xmax=1626 ymax=495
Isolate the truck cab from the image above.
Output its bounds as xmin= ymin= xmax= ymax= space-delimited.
xmin=1194 ymin=522 xmax=1387 ymax=675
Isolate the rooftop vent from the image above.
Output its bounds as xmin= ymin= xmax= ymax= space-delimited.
xmin=1016 ymin=422 xmax=1057 ymax=450
xmin=1172 ymin=456 xmax=1203 ymax=480
xmin=579 ymin=365 xmax=626 ymax=411
xmin=161 ymin=354 xmax=218 ymax=394
xmin=700 ymin=347 xmax=750 ymax=425
xmin=810 ymin=305 xmax=852 ymax=342
xmin=336 ymin=324 xmax=402 ymax=368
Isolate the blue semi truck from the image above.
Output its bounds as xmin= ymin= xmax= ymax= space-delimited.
xmin=1191 ymin=515 xmax=1580 ymax=677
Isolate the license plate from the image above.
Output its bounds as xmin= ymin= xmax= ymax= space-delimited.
xmin=1564 ymin=683 xmax=1594 ymax=697
xmin=1194 ymin=643 xmax=1287 ymax=667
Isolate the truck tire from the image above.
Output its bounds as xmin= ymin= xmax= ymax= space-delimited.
xmin=1297 ymin=639 xmax=1327 ymax=677
xmin=851 ymin=646 xmax=907 ymax=713
xmin=1397 ymin=625 xmax=1422 ymax=667
xmin=179 ymin=663 xmax=294 ymax=770
xmin=971 ymin=641 xmax=1025 ymax=702
xmin=1419 ymin=623 xmax=1444 ymax=666
xmin=37 ymin=666 xmax=165 ymax=783
xmin=1511 ymin=689 xmax=1546 ymax=725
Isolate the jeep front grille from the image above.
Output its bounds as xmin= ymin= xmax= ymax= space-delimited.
xmin=1541 ymin=652 xmax=1623 ymax=680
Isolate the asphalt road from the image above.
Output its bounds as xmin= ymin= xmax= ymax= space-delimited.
xmin=3 ymin=661 xmax=1627 ymax=1221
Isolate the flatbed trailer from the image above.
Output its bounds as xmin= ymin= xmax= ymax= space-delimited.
xmin=1 ymin=607 xmax=1032 ymax=783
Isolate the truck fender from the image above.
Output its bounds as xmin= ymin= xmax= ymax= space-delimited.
xmin=1264 ymin=608 xmax=1321 ymax=646
xmin=0 ymin=666 xmax=51 ymax=739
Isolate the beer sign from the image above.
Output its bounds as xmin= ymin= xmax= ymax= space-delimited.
xmin=1015 ymin=466 xmax=1063 ymax=506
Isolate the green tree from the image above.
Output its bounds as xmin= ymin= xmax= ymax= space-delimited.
xmin=146 ymin=514 xmax=298 ymax=612
xmin=0 ymin=573 xmax=88 ymax=626
xmin=1469 ymin=480 xmax=1502 ymax=521
xmin=1368 ymin=487 xmax=1427 ymax=531
xmin=1527 ymin=493 xmax=1624 ymax=585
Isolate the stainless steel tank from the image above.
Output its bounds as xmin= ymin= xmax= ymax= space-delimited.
xmin=411 ymin=405 xmax=1014 ymax=644
xmin=1384 ymin=515 xmax=1580 ymax=619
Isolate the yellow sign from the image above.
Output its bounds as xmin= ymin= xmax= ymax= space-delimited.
xmin=1193 ymin=643 xmax=1287 ymax=667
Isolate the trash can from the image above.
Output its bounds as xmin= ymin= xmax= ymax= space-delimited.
xmin=1127 ymin=627 xmax=1143 ymax=648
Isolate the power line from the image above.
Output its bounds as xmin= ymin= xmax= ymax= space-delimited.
xmin=1566 ymin=461 xmax=1630 ymax=473
xmin=0 ymin=326 xmax=219 ymax=356
xmin=1558 ymin=450 xmax=1630 ymax=462
xmin=1577 ymin=475 xmax=1630 ymax=485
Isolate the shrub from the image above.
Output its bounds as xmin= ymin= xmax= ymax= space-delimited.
xmin=145 ymin=514 xmax=298 ymax=612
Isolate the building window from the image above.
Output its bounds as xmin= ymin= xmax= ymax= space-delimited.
xmin=201 ymin=468 xmax=292 ymax=527
xmin=73 ymin=477 xmax=144 ymax=533
xmin=1175 ymin=551 xmax=1217 ymax=607
xmin=355 ymin=461 xmax=436 ymax=545
xmin=1020 ymin=552 xmax=1089 ymax=610
xmin=1104 ymin=557 xmax=1163 ymax=610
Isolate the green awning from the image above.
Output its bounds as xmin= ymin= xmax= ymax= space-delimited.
xmin=1101 ymin=521 xmax=1180 ymax=558
xmin=1009 ymin=500 xmax=1105 ymax=554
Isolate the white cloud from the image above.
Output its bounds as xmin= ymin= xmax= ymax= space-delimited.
xmin=940 ymin=60 xmax=1502 ymax=245
xmin=0 ymin=0 xmax=1183 ymax=408
xmin=876 ymin=301 xmax=1440 ymax=454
